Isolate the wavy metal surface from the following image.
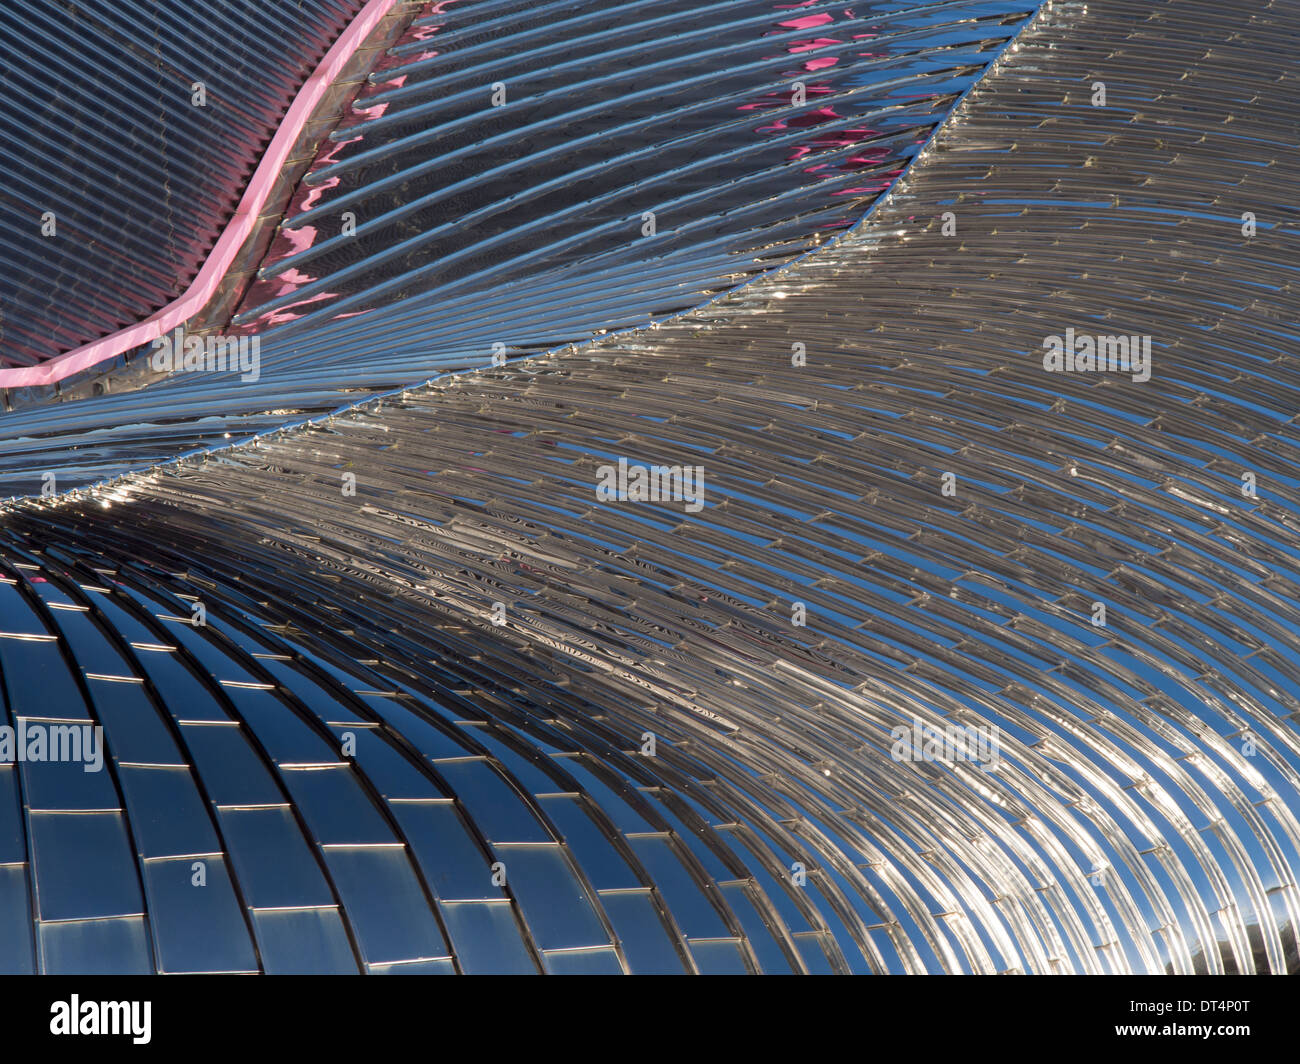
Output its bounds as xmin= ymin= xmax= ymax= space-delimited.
xmin=0 ymin=0 xmax=364 ymax=368
xmin=2 ymin=0 xmax=1299 ymax=974
xmin=0 ymin=0 xmax=1037 ymax=491
xmin=231 ymin=0 xmax=1036 ymax=337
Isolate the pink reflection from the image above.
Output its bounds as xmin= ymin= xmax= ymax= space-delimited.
xmin=400 ymin=20 xmax=444 ymax=61
xmin=229 ymin=0 xmax=915 ymax=339
xmin=743 ymin=4 xmax=901 ymax=192
xmin=368 ymin=0 xmax=458 ymax=78
xmin=353 ymin=99 xmax=393 ymax=119
xmin=253 ymin=289 xmax=342 ymax=328
xmin=779 ymin=13 xmax=834 ymax=29
xmin=232 ymin=0 xmax=465 ymax=334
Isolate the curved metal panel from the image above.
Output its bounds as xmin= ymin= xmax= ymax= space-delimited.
xmin=0 ymin=0 xmax=1297 ymax=976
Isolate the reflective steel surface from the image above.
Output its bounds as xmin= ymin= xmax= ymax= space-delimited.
xmin=0 ymin=0 xmax=366 ymax=368
xmin=2 ymin=0 xmax=1299 ymax=974
xmin=0 ymin=0 xmax=1035 ymax=491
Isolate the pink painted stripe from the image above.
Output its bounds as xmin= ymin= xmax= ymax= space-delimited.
xmin=0 ymin=0 xmax=399 ymax=390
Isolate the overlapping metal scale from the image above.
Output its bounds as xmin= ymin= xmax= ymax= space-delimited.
xmin=0 ymin=537 xmax=827 ymax=974
xmin=0 ymin=0 xmax=1037 ymax=492
xmin=0 ymin=0 xmax=364 ymax=368
xmin=2 ymin=0 xmax=1300 ymax=975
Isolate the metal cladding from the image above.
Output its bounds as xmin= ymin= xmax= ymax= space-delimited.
xmin=2 ymin=0 xmax=1300 ymax=974
xmin=0 ymin=0 xmax=1035 ymax=492
xmin=230 ymin=0 xmax=1036 ymax=341
xmin=0 ymin=0 xmax=365 ymax=368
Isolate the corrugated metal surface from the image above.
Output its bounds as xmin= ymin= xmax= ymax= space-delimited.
xmin=0 ymin=0 xmax=1037 ymax=486
xmin=231 ymin=0 xmax=1037 ymax=339
xmin=2 ymin=0 xmax=1299 ymax=974
xmin=0 ymin=0 xmax=365 ymax=367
